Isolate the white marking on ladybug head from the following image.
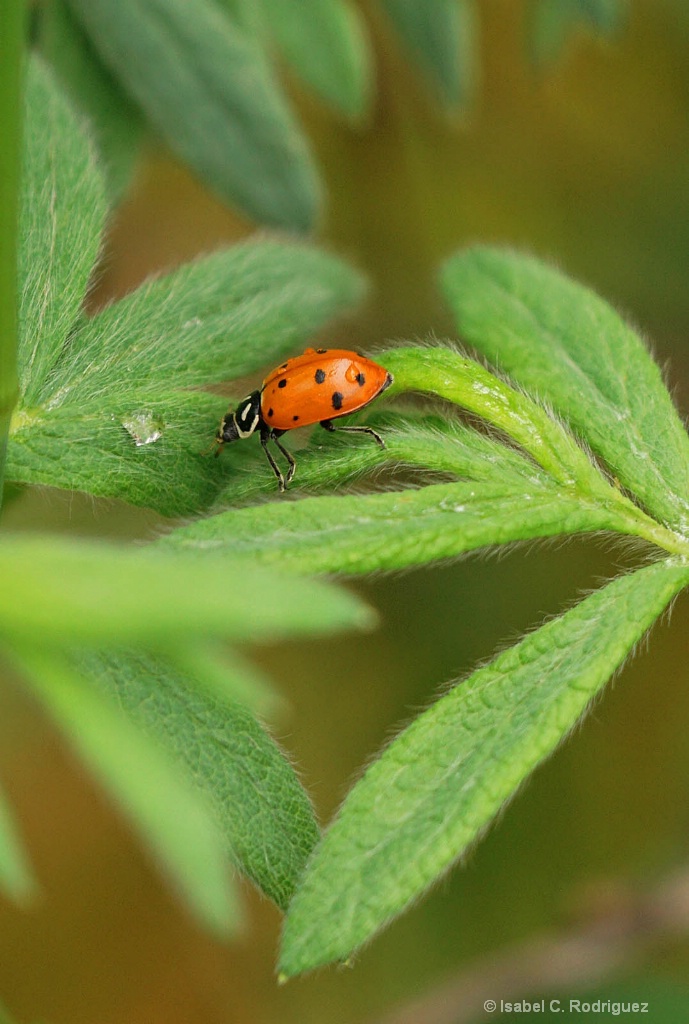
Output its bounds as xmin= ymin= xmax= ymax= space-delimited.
xmin=235 ymin=395 xmax=260 ymax=438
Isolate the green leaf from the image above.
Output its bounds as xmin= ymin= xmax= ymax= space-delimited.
xmin=8 ymin=240 xmax=365 ymax=515
xmin=164 ymin=478 xmax=642 ymax=575
xmin=9 ymin=389 xmax=230 ymax=519
xmin=50 ymin=240 xmax=367 ymax=397
xmin=529 ymin=0 xmax=625 ymax=66
xmin=64 ymin=0 xmax=321 ymax=231
xmin=215 ymin=338 xmax=619 ymax=505
xmin=380 ymin=0 xmax=477 ymax=109
xmin=0 ymin=781 xmax=38 ymax=905
xmin=39 ymin=0 xmax=145 ymax=199
xmin=279 ymin=558 xmax=689 ymax=976
xmin=442 ymin=248 xmax=689 ymax=533
xmin=18 ymin=58 xmax=106 ymax=405
xmin=0 ymin=533 xmax=374 ymax=646
xmin=382 ymin=345 xmax=613 ymax=491
xmin=170 ymin=344 xmax=684 ymax=565
xmin=262 ymin=0 xmax=373 ymax=121
xmin=12 ymin=645 xmax=238 ymax=936
xmin=85 ymin=650 xmax=320 ymax=909
xmin=0 ymin=0 xmax=24 ymax=486
xmin=213 ymin=410 xmax=545 ymax=504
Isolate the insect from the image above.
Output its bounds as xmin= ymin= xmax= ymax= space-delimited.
xmin=214 ymin=348 xmax=393 ymax=491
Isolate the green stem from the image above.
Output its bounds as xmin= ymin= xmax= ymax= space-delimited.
xmin=0 ymin=0 xmax=25 ymax=510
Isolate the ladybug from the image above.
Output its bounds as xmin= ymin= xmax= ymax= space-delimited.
xmin=215 ymin=348 xmax=393 ymax=491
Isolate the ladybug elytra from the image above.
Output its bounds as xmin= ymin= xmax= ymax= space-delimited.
xmin=215 ymin=348 xmax=393 ymax=491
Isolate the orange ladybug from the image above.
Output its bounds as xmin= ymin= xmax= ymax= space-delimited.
xmin=215 ymin=348 xmax=393 ymax=491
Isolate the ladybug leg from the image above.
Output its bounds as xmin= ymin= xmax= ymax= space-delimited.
xmin=320 ymin=420 xmax=385 ymax=449
xmin=271 ymin=433 xmax=297 ymax=486
xmin=259 ymin=429 xmax=296 ymax=492
xmin=260 ymin=433 xmax=286 ymax=491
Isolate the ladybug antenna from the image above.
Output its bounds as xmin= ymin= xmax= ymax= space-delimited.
xmin=202 ymin=437 xmax=223 ymax=457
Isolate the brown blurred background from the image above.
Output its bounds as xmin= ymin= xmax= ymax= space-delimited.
xmin=2 ymin=1 xmax=689 ymax=1021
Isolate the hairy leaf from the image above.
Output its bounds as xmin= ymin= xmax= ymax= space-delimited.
xmin=164 ymin=478 xmax=643 ymax=575
xmin=0 ymin=0 xmax=23 ymax=450
xmin=18 ymin=58 xmax=106 ymax=404
xmin=8 ymin=389 xmax=229 ymax=518
xmin=213 ymin=410 xmax=545 ymax=504
xmin=442 ymin=248 xmax=689 ymax=532
xmin=86 ymin=650 xmax=320 ymax=909
xmin=381 ymin=345 xmax=614 ymax=493
xmin=211 ymin=338 xmax=626 ymax=506
xmin=65 ymin=0 xmax=321 ymax=230
xmin=280 ymin=558 xmax=689 ymax=975
xmin=8 ymin=241 xmax=365 ymax=514
xmin=53 ymin=240 xmax=366 ymax=397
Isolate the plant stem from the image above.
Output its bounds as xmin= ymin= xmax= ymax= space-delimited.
xmin=0 ymin=0 xmax=25 ymax=510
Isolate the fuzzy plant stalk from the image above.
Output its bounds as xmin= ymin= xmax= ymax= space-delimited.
xmin=0 ymin=0 xmax=25 ymax=505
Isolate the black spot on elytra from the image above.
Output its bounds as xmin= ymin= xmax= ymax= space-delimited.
xmin=315 ymin=369 xmax=326 ymax=384
xmin=355 ymin=372 xmax=366 ymax=386
xmin=268 ymin=408 xmax=274 ymax=418
xmin=278 ymin=378 xmax=287 ymax=388
xmin=332 ymin=391 xmax=344 ymax=411
xmin=293 ymin=415 xmax=299 ymax=422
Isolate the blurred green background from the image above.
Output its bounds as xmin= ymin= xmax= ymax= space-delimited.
xmin=3 ymin=1 xmax=689 ymax=1021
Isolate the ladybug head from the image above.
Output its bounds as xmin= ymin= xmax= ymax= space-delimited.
xmin=216 ymin=390 xmax=262 ymax=445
